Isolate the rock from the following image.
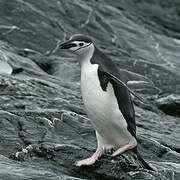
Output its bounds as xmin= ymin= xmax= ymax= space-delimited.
xmin=156 ymin=94 xmax=180 ymax=117
xmin=0 ymin=61 xmax=13 ymax=75
xmin=0 ymin=0 xmax=180 ymax=179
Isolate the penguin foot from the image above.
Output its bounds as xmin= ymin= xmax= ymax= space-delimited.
xmin=111 ymin=143 xmax=137 ymax=157
xmin=76 ymin=148 xmax=104 ymax=166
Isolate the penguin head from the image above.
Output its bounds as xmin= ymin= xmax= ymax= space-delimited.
xmin=59 ymin=34 xmax=94 ymax=55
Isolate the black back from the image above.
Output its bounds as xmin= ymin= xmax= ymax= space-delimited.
xmin=91 ymin=48 xmax=136 ymax=138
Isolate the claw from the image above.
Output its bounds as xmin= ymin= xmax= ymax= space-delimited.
xmin=76 ymin=148 xmax=104 ymax=166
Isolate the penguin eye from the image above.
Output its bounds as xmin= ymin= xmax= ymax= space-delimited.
xmin=79 ymin=43 xmax=84 ymax=47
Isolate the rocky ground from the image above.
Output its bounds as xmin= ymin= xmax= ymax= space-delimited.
xmin=0 ymin=0 xmax=180 ymax=179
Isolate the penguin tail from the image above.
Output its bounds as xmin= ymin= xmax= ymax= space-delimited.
xmin=132 ymin=146 xmax=154 ymax=171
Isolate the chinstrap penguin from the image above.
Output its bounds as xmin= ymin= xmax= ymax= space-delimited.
xmin=59 ymin=34 xmax=153 ymax=170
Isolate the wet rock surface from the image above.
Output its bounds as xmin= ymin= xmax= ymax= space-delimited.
xmin=0 ymin=0 xmax=180 ymax=179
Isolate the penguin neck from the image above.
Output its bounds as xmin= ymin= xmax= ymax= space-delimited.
xmin=77 ymin=44 xmax=95 ymax=67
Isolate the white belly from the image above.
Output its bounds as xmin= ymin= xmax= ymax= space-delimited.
xmin=81 ymin=62 xmax=135 ymax=149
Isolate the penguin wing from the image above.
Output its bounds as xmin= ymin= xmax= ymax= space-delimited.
xmin=104 ymin=72 xmax=146 ymax=103
xmin=91 ymin=49 xmax=149 ymax=102
xmin=97 ymin=67 xmax=136 ymax=138
xmin=91 ymin=48 xmax=143 ymax=137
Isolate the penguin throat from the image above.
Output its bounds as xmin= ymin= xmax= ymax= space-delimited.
xmin=78 ymin=44 xmax=95 ymax=66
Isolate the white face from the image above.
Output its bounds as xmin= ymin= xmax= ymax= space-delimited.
xmin=68 ymin=41 xmax=93 ymax=55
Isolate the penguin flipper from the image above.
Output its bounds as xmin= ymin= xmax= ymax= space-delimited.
xmin=104 ymin=71 xmax=148 ymax=104
xmin=97 ymin=67 xmax=136 ymax=138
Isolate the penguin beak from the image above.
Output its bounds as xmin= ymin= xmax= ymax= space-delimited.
xmin=59 ymin=40 xmax=77 ymax=49
xmin=49 ymin=40 xmax=77 ymax=55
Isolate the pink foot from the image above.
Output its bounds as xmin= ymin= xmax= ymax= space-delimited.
xmin=111 ymin=143 xmax=137 ymax=157
xmin=76 ymin=148 xmax=104 ymax=166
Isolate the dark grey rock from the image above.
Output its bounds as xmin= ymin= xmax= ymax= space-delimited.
xmin=156 ymin=94 xmax=180 ymax=117
xmin=0 ymin=0 xmax=180 ymax=179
